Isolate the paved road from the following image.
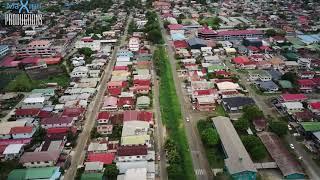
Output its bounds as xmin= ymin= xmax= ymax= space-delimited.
xmin=63 ymin=14 xmax=132 ymax=180
xmin=152 ymin=71 xmax=168 ymax=180
xmin=157 ymin=14 xmax=212 ymax=180
xmin=225 ymin=60 xmax=320 ymax=179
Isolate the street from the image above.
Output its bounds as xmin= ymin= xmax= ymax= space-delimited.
xmin=157 ymin=14 xmax=213 ymax=180
xmin=63 ymin=14 xmax=132 ymax=180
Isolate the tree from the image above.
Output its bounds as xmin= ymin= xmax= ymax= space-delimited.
xmin=167 ymin=164 xmax=183 ymax=179
xmin=241 ymin=135 xmax=267 ymax=160
xmin=147 ymin=29 xmax=163 ymax=44
xmin=78 ymin=47 xmax=94 ymax=61
xmin=104 ymin=164 xmax=119 ymax=179
xmin=281 ymin=72 xmax=297 ymax=85
xmin=234 ymin=117 xmax=249 ymax=132
xmin=265 ymin=29 xmax=277 ymax=37
xmin=269 ymin=121 xmax=288 ymax=137
xmin=90 ymin=128 xmax=101 ymax=139
xmin=242 ymin=105 xmax=264 ymax=122
xmin=200 ymin=128 xmax=219 ymax=146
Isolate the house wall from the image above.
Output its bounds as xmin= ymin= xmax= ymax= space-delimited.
xmin=117 ymin=155 xmax=147 ymax=162
xmin=12 ymin=129 xmax=36 ymax=139
xmin=0 ymin=134 xmax=11 ymax=139
xmin=23 ymin=160 xmax=55 ymax=168
xmin=41 ymin=122 xmax=73 ymax=129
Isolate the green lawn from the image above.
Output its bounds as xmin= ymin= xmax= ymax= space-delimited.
xmin=5 ymin=72 xmax=69 ymax=92
xmin=215 ymin=105 xmax=227 ymax=117
xmin=154 ymin=46 xmax=195 ymax=180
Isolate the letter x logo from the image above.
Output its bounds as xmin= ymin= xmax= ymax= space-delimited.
xmin=19 ymin=0 xmax=29 ymax=13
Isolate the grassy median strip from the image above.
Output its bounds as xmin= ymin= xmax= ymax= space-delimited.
xmin=154 ymin=46 xmax=195 ymax=180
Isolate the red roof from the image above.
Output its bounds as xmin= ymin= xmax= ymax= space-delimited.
xmin=86 ymin=153 xmax=115 ymax=164
xmin=118 ymin=97 xmax=135 ymax=107
xmin=15 ymin=108 xmax=40 ymax=116
xmin=47 ymin=127 xmax=70 ymax=134
xmin=217 ymin=29 xmax=263 ymax=36
xmin=215 ymin=70 xmax=231 ymax=76
xmin=62 ymin=108 xmax=85 ymax=117
xmin=233 ymin=56 xmax=250 ymax=64
xmin=194 ymin=88 xmax=216 ymax=96
xmin=41 ymin=116 xmax=73 ymax=125
xmin=133 ymin=79 xmax=151 ymax=86
xmin=10 ymin=126 xmax=33 ymax=134
xmin=167 ymin=24 xmax=184 ymax=30
xmin=247 ymin=46 xmax=260 ymax=51
xmin=259 ymin=46 xmax=272 ymax=51
xmin=114 ymin=66 xmax=129 ymax=71
xmin=42 ymin=57 xmax=62 ymax=65
xmin=173 ymin=40 xmax=189 ymax=49
xmin=117 ymin=145 xmax=148 ymax=156
xmin=38 ymin=110 xmax=52 ymax=119
xmin=21 ymin=57 xmax=41 ymax=64
xmin=98 ymin=112 xmax=110 ymax=120
xmin=123 ymin=110 xmax=153 ymax=122
xmin=280 ymin=94 xmax=307 ymax=102
xmin=108 ymin=87 xmax=122 ymax=96
xmin=0 ymin=56 xmax=19 ymax=67
xmin=198 ymin=27 xmax=217 ymax=35
xmin=298 ymin=79 xmax=316 ymax=86
xmin=309 ymin=102 xmax=320 ymax=110
xmin=0 ymin=138 xmax=31 ymax=146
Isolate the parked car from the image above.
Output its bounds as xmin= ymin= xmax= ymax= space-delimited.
xmin=290 ymin=144 xmax=295 ymax=149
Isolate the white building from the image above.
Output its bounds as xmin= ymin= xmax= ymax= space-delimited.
xmin=3 ymin=144 xmax=24 ymax=160
xmin=21 ymin=97 xmax=45 ymax=109
xmin=129 ymin=37 xmax=140 ymax=52
xmin=70 ymin=66 xmax=89 ymax=78
xmin=75 ymin=37 xmax=101 ymax=51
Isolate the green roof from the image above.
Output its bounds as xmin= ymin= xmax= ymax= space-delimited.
xmin=208 ymin=65 xmax=225 ymax=72
xmin=279 ymin=80 xmax=293 ymax=89
xmin=31 ymin=88 xmax=55 ymax=94
xmin=8 ymin=167 xmax=60 ymax=180
xmin=8 ymin=169 xmax=26 ymax=180
xmin=121 ymin=134 xmax=150 ymax=145
xmin=81 ymin=173 xmax=103 ymax=180
xmin=301 ymin=122 xmax=320 ymax=132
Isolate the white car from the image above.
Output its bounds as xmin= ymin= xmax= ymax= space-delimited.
xmin=298 ymin=156 xmax=303 ymax=160
xmin=293 ymin=133 xmax=300 ymax=137
xmin=186 ymin=117 xmax=190 ymax=122
xmin=288 ymin=125 xmax=292 ymax=131
xmin=290 ymin=144 xmax=295 ymax=149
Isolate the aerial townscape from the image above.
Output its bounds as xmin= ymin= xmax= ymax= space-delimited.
xmin=0 ymin=0 xmax=320 ymax=180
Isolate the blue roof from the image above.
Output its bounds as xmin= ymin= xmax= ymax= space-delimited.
xmin=258 ymin=81 xmax=279 ymax=91
xmin=187 ymin=37 xmax=207 ymax=46
xmin=171 ymin=33 xmax=185 ymax=41
xmin=0 ymin=45 xmax=8 ymax=49
xmin=297 ymin=34 xmax=320 ymax=44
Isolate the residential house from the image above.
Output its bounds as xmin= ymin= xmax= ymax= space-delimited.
xmin=278 ymin=94 xmax=307 ymax=102
xmin=8 ymin=167 xmax=61 ymax=180
xmin=101 ymin=96 xmax=118 ymax=111
xmin=88 ymin=142 xmax=108 ymax=153
xmin=129 ymin=37 xmax=140 ymax=52
xmin=21 ymin=97 xmax=45 ymax=109
xmin=257 ymin=81 xmax=279 ymax=93
xmin=249 ymin=70 xmax=272 ymax=82
xmin=10 ymin=126 xmax=36 ymax=139
xmin=70 ymin=66 xmax=89 ymax=78
xmin=3 ymin=144 xmax=24 ymax=160
xmin=84 ymin=162 xmax=104 ymax=173
xmin=298 ymin=79 xmax=315 ymax=93
xmin=96 ymin=112 xmax=113 ymax=135
xmin=117 ymin=145 xmax=148 ymax=162
xmin=86 ymin=153 xmax=115 ymax=165
xmin=15 ymin=108 xmax=40 ymax=118
xmin=308 ymin=102 xmax=320 ymax=115
xmin=281 ymin=102 xmax=304 ymax=114
xmin=136 ymin=96 xmax=151 ymax=109
xmin=222 ymin=97 xmax=255 ymax=113
xmin=41 ymin=116 xmax=74 ymax=129
xmin=19 ymin=151 xmax=60 ymax=168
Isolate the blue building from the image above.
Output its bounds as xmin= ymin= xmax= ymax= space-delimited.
xmin=0 ymin=45 xmax=9 ymax=57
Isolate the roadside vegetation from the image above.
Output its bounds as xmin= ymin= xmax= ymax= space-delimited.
xmin=154 ymin=46 xmax=195 ymax=179
xmin=144 ymin=11 xmax=163 ymax=44
xmin=197 ymin=119 xmax=224 ymax=168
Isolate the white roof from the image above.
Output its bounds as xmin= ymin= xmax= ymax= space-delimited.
xmin=124 ymin=168 xmax=147 ymax=180
xmin=85 ymin=161 xmax=104 ymax=171
xmin=23 ymin=97 xmax=45 ymax=104
xmin=216 ymin=82 xmax=240 ymax=91
xmin=3 ymin=144 xmax=24 ymax=154
xmin=122 ymin=121 xmax=149 ymax=137
xmin=281 ymin=102 xmax=304 ymax=109
xmin=88 ymin=142 xmax=108 ymax=152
